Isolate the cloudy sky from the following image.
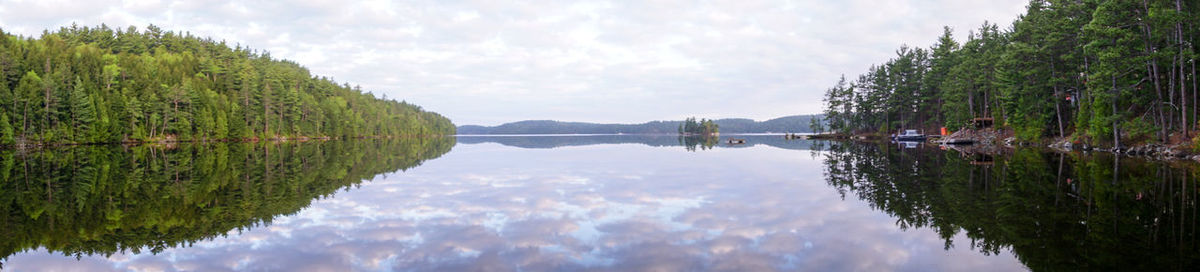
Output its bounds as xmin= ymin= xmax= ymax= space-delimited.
xmin=0 ymin=0 xmax=1027 ymax=126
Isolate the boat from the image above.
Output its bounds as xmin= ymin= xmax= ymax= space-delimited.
xmin=727 ymin=138 xmax=746 ymax=144
xmin=892 ymin=129 xmax=927 ymax=142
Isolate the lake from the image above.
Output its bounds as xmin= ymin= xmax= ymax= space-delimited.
xmin=1 ymin=135 xmax=1197 ymax=271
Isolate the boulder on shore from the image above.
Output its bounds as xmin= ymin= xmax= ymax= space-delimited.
xmin=940 ymin=128 xmax=1005 ymax=146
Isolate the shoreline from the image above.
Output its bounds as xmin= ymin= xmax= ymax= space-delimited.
xmin=813 ymin=129 xmax=1200 ymax=162
xmin=0 ymin=135 xmax=452 ymax=150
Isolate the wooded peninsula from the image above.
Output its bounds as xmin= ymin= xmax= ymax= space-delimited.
xmin=0 ymin=24 xmax=455 ymax=147
xmin=819 ymin=0 xmax=1198 ymax=149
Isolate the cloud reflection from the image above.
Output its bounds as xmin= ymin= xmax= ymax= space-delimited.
xmin=5 ymin=143 xmax=1025 ymax=271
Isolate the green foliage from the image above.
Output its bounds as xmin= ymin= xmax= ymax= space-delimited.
xmin=0 ymin=25 xmax=454 ymax=146
xmin=69 ymin=76 xmax=97 ymax=142
xmin=1192 ymin=135 xmax=1200 ymax=153
xmin=809 ymin=115 xmax=826 ymax=133
xmin=1124 ymin=116 xmax=1158 ymax=142
xmin=929 ymin=27 xmax=963 ymax=130
xmin=822 ymin=75 xmax=854 ymax=133
xmin=819 ymin=0 xmax=1199 ymax=145
xmin=0 ymin=114 xmax=13 ymax=145
xmin=678 ymin=117 xmax=718 ymax=136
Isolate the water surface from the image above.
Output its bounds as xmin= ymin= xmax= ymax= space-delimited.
xmin=2 ymin=135 xmax=1196 ymax=271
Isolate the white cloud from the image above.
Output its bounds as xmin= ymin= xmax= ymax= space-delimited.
xmin=0 ymin=0 xmax=1027 ymax=125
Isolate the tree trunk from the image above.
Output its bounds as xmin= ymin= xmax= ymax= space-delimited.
xmin=264 ymin=82 xmax=271 ymax=137
xmin=172 ymin=100 xmax=178 ymax=135
xmin=1141 ymin=9 xmax=1166 ymax=141
xmin=1169 ymin=56 xmax=1177 ymax=134
xmin=1052 ymin=63 xmax=1065 ymax=137
xmin=1113 ymin=74 xmax=1121 ymax=148
xmin=42 ymin=86 xmax=50 ymax=143
xmin=21 ymin=101 xmax=28 ymax=139
xmin=968 ymin=80 xmax=977 ymax=119
xmin=1178 ymin=0 xmax=1188 ymax=136
xmin=128 ymin=110 xmax=135 ymax=141
xmin=1055 ymin=92 xmax=1065 ymax=137
xmin=243 ymin=86 xmax=250 ymax=132
xmin=161 ymin=112 xmax=169 ymax=138
xmin=149 ymin=116 xmax=155 ymax=139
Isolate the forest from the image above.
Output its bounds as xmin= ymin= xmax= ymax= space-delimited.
xmin=0 ymin=24 xmax=455 ymax=146
xmin=820 ymin=0 xmax=1198 ymax=147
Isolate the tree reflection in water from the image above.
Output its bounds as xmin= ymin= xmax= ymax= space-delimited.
xmin=818 ymin=141 xmax=1199 ymax=271
xmin=0 ymin=137 xmax=454 ymax=264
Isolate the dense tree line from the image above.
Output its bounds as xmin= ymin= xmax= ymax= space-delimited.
xmin=0 ymin=24 xmax=454 ymax=146
xmin=710 ymin=115 xmax=820 ymax=133
xmin=677 ymin=117 xmax=719 ymax=135
xmin=0 ymin=137 xmax=454 ymax=261
xmin=822 ymin=0 xmax=1198 ymax=146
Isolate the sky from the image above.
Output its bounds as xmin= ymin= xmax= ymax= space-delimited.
xmin=0 ymin=0 xmax=1029 ymax=126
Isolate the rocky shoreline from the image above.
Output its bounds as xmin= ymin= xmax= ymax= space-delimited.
xmin=938 ymin=128 xmax=1199 ymax=161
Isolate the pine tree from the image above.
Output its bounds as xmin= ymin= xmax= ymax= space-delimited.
xmin=0 ymin=114 xmax=14 ymax=145
xmin=70 ymin=76 xmax=97 ymax=142
xmin=1083 ymin=0 xmax=1144 ymax=147
xmin=929 ymin=27 xmax=962 ymax=130
xmin=14 ymin=71 xmax=43 ymax=139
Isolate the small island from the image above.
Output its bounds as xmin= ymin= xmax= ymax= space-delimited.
xmin=677 ymin=117 xmax=718 ymax=136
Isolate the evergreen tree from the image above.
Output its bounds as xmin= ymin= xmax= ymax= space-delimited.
xmin=929 ymin=27 xmax=963 ymax=129
xmin=70 ymin=76 xmax=96 ymax=142
xmin=14 ymin=71 xmax=43 ymax=138
xmin=0 ymin=114 xmax=13 ymax=145
xmin=818 ymin=0 xmax=1200 ymax=147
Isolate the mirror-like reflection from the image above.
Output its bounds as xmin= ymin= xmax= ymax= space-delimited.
xmin=820 ymin=141 xmax=1200 ymax=271
xmin=7 ymin=135 xmax=1196 ymax=271
xmin=4 ymin=136 xmax=1023 ymax=271
xmin=0 ymin=137 xmax=454 ymax=265
xmin=456 ymin=134 xmax=818 ymax=151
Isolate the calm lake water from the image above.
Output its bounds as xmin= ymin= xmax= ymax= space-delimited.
xmin=1 ymin=135 xmax=1197 ymax=271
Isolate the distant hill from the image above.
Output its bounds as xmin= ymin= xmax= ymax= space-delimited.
xmin=457 ymin=134 xmax=822 ymax=151
xmin=458 ymin=115 xmax=823 ymax=134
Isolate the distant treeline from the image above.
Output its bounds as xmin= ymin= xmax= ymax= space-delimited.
xmin=821 ymin=0 xmax=1199 ymax=146
xmin=457 ymin=134 xmax=821 ymax=151
xmin=0 ymin=24 xmax=455 ymax=146
xmin=458 ymin=115 xmax=822 ymax=134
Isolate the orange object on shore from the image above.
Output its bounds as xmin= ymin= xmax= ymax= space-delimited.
xmin=940 ymin=127 xmax=948 ymax=136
